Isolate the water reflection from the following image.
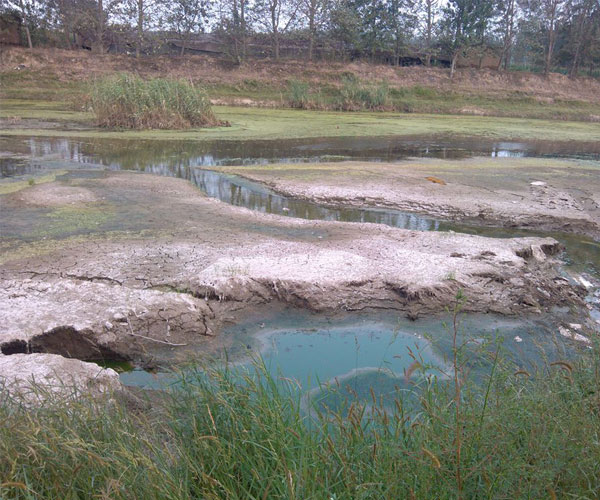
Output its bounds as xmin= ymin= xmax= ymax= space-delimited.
xmin=4 ymin=135 xmax=600 ymax=178
xmin=193 ymin=170 xmax=442 ymax=230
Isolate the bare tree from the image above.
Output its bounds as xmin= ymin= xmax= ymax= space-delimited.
xmin=301 ymin=0 xmax=329 ymax=60
xmin=254 ymin=0 xmax=300 ymax=59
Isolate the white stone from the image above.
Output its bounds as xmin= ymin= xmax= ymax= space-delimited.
xmin=0 ymin=353 xmax=122 ymax=406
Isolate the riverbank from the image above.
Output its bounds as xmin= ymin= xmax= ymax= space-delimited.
xmin=216 ymin=158 xmax=600 ymax=240
xmin=1 ymin=169 xmax=590 ymax=369
xmin=2 ymin=47 xmax=600 ymax=122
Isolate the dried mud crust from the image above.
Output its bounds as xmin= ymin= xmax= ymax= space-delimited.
xmin=0 ymin=171 xmax=589 ymax=368
xmin=217 ymin=159 xmax=600 ymax=240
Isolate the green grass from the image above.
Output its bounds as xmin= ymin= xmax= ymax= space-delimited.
xmin=90 ymin=74 xmax=222 ymax=129
xmin=0 ymin=170 xmax=67 ymax=195
xmin=1 ymin=324 xmax=600 ymax=499
xmin=3 ymin=104 xmax=600 ymax=142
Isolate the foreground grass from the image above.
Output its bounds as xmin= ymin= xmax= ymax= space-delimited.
xmin=2 ymin=103 xmax=600 ymax=143
xmin=1 ymin=345 xmax=600 ymax=499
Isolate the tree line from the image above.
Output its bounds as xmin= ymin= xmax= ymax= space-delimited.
xmin=3 ymin=0 xmax=600 ymax=76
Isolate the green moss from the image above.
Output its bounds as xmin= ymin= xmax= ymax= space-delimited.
xmin=0 ymin=170 xmax=67 ymax=195
xmin=37 ymin=205 xmax=115 ymax=237
xmin=3 ymin=105 xmax=600 ymax=142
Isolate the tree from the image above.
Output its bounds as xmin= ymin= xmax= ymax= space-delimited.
xmin=217 ymin=0 xmax=249 ymax=62
xmin=441 ymin=0 xmax=494 ymax=77
xmin=253 ymin=0 xmax=300 ymax=59
xmin=495 ymin=0 xmax=519 ymax=70
xmin=301 ymin=0 xmax=329 ymax=60
xmin=542 ymin=0 xmax=566 ymax=74
xmin=420 ymin=0 xmax=439 ymax=65
xmin=565 ymin=0 xmax=597 ymax=77
xmin=328 ymin=0 xmax=362 ymax=59
xmin=386 ymin=0 xmax=417 ymax=65
xmin=167 ymin=0 xmax=209 ymax=56
xmin=3 ymin=0 xmax=44 ymax=48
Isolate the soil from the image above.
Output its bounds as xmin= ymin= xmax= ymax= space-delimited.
xmin=0 ymin=170 xmax=589 ymax=369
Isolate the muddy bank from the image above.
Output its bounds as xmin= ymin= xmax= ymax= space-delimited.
xmin=0 ymin=170 xmax=589 ymax=368
xmin=217 ymin=158 xmax=600 ymax=240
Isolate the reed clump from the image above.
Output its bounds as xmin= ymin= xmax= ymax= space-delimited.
xmin=91 ymin=73 xmax=224 ymax=130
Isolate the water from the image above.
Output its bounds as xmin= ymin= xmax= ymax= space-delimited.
xmin=3 ymin=135 xmax=600 ymax=179
xmin=119 ymin=310 xmax=580 ymax=409
xmin=1 ymin=135 xmax=598 ymax=401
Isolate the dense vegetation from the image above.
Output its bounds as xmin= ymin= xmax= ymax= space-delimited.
xmin=1 ymin=334 xmax=599 ymax=498
xmin=2 ymin=0 xmax=599 ymax=77
xmin=91 ymin=74 xmax=222 ymax=129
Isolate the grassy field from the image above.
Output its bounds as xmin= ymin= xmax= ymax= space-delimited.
xmin=3 ymin=101 xmax=600 ymax=142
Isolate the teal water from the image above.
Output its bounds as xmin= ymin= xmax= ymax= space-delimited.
xmin=119 ymin=310 xmax=580 ymax=409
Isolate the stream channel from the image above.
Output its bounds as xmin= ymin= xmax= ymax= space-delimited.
xmin=2 ymin=135 xmax=599 ymax=409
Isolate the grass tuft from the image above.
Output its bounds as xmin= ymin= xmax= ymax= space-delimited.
xmin=91 ymin=73 xmax=225 ymax=130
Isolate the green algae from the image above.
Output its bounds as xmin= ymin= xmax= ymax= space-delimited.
xmin=3 ymin=104 xmax=600 ymax=142
xmin=0 ymin=170 xmax=67 ymax=195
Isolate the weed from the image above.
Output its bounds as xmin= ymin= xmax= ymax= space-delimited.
xmin=287 ymin=80 xmax=311 ymax=109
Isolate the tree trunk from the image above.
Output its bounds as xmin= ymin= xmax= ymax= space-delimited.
xmin=24 ymin=25 xmax=33 ymax=50
xmin=136 ymin=0 xmax=143 ymax=58
xmin=18 ymin=0 xmax=33 ymax=49
xmin=271 ymin=1 xmax=280 ymax=60
xmin=450 ymin=51 xmax=459 ymax=79
xmin=97 ymin=0 xmax=104 ymax=54
xmin=308 ymin=8 xmax=315 ymax=61
xmin=544 ymin=1 xmax=558 ymax=76
xmin=425 ymin=0 xmax=432 ymax=66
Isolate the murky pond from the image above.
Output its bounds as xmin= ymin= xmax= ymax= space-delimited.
xmin=3 ymin=134 xmax=600 ymax=179
xmin=119 ymin=309 xmax=583 ymax=409
xmin=2 ymin=134 xmax=599 ymax=402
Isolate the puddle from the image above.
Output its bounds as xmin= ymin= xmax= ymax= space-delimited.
xmin=118 ymin=309 xmax=583 ymax=411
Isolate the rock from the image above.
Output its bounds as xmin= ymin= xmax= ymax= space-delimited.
xmin=0 ymin=353 xmax=122 ymax=406
xmin=531 ymin=245 xmax=547 ymax=262
xmin=558 ymin=326 xmax=591 ymax=345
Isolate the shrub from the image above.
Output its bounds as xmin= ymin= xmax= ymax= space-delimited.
xmin=338 ymin=76 xmax=389 ymax=110
xmin=91 ymin=73 xmax=223 ymax=130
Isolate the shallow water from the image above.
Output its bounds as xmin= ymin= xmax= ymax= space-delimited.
xmin=119 ymin=310 xmax=581 ymax=409
xmin=3 ymin=134 xmax=600 ymax=179
xmin=1 ymin=134 xmax=598 ymax=399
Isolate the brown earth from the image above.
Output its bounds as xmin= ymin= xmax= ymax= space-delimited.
xmin=2 ymin=47 xmax=600 ymax=104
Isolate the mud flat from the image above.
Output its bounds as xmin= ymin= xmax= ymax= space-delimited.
xmin=0 ymin=169 xmax=590 ymax=369
xmin=217 ymin=157 xmax=600 ymax=240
